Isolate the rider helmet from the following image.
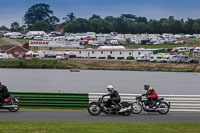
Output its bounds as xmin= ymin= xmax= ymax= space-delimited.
xmin=144 ymin=84 xmax=150 ymax=90
xmin=107 ymin=85 xmax=114 ymax=92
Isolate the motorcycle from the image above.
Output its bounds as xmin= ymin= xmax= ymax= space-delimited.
xmin=88 ymin=96 xmax=131 ymax=116
xmin=0 ymin=96 xmax=20 ymax=112
xmin=131 ymin=96 xmax=170 ymax=114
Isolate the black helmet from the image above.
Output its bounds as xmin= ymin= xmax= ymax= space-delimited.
xmin=144 ymin=84 xmax=150 ymax=90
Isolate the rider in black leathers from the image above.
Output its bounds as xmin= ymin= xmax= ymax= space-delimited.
xmin=103 ymin=85 xmax=121 ymax=108
xmin=0 ymin=82 xmax=10 ymax=105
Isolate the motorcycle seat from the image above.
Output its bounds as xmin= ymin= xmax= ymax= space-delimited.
xmin=155 ymin=98 xmax=164 ymax=102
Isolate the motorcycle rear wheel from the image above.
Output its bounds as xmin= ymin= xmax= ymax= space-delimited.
xmin=158 ymin=102 xmax=169 ymax=114
xmin=131 ymin=102 xmax=142 ymax=114
xmin=8 ymin=101 xmax=20 ymax=112
xmin=88 ymin=102 xmax=101 ymax=116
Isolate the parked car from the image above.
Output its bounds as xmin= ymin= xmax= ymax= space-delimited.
xmin=175 ymin=55 xmax=190 ymax=63
xmin=169 ymin=55 xmax=177 ymax=63
xmin=8 ymin=54 xmax=15 ymax=59
xmin=18 ymin=52 xmax=25 ymax=59
xmin=163 ymin=56 xmax=171 ymax=62
xmin=149 ymin=55 xmax=157 ymax=62
xmin=56 ymin=52 xmax=69 ymax=60
xmin=174 ymin=47 xmax=190 ymax=54
xmin=0 ymin=53 xmax=9 ymax=59
xmin=24 ymin=35 xmax=34 ymax=39
xmin=0 ymin=53 xmax=14 ymax=59
xmin=34 ymin=36 xmax=43 ymax=40
xmin=156 ymin=55 xmax=165 ymax=63
xmin=32 ymin=52 xmax=45 ymax=59
xmin=193 ymin=47 xmax=200 ymax=53
xmin=184 ymin=58 xmax=199 ymax=64
xmin=0 ymin=32 xmax=3 ymax=38
xmin=149 ymin=55 xmax=165 ymax=62
xmin=136 ymin=55 xmax=150 ymax=62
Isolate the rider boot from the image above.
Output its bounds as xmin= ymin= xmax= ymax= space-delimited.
xmin=150 ymin=101 xmax=156 ymax=108
xmin=111 ymin=101 xmax=119 ymax=110
xmin=0 ymin=98 xmax=3 ymax=106
xmin=108 ymin=108 xmax=112 ymax=115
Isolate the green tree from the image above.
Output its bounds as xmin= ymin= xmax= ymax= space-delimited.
xmin=76 ymin=18 xmax=89 ymax=32
xmin=172 ymin=20 xmax=182 ymax=34
xmin=0 ymin=25 xmax=9 ymax=31
xmin=49 ymin=16 xmax=60 ymax=31
xmin=64 ymin=21 xmax=80 ymax=33
xmin=89 ymin=14 xmax=101 ymax=20
xmin=137 ymin=22 xmax=148 ymax=33
xmin=148 ymin=19 xmax=161 ymax=33
xmin=59 ymin=13 xmax=200 ymax=34
xmin=64 ymin=18 xmax=89 ymax=33
xmin=10 ymin=21 xmax=21 ymax=32
xmin=63 ymin=12 xmax=76 ymax=22
xmin=117 ymin=17 xmax=134 ymax=33
xmin=24 ymin=3 xmax=59 ymax=30
xmin=121 ymin=14 xmax=137 ymax=20
xmin=192 ymin=19 xmax=200 ymax=33
xmin=88 ymin=15 xmax=104 ymax=33
xmin=30 ymin=20 xmax=50 ymax=31
xmin=136 ymin=17 xmax=148 ymax=24
xmin=183 ymin=18 xmax=195 ymax=34
xmin=104 ymin=16 xmax=119 ymax=32
xmin=159 ymin=18 xmax=170 ymax=33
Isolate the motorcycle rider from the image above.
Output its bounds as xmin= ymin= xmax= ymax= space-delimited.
xmin=102 ymin=85 xmax=121 ymax=109
xmin=0 ymin=82 xmax=10 ymax=105
xmin=142 ymin=84 xmax=158 ymax=108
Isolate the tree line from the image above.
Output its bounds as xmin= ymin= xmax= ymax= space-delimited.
xmin=1 ymin=3 xmax=200 ymax=34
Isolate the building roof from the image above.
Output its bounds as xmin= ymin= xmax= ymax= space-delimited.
xmin=0 ymin=45 xmax=16 ymax=50
xmin=0 ymin=45 xmax=28 ymax=52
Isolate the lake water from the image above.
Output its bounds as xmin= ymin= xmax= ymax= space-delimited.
xmin=0 ymin=68 xmax=199 ymax=95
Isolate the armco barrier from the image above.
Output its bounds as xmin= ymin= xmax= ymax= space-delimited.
xmin=9 ymin=92 xmax=200 ymax=111
xmin=89 ymin=93 xmax=200 ymax=112
xmin=10 ymin=92 xmax=89 ymax=108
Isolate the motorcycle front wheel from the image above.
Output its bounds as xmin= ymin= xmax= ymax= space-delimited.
xmin=158 ymin=102 xmax=169 ymax=114
xmin=131 ymin=102 xmax=142 ymax=114
xmin=8 ymin=100 xmax=20 ymax=112
xmin=88 ymin=102 xmax=102 ymax=116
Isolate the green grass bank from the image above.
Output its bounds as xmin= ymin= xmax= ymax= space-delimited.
xmin=0 ymin=59 xmax=199 ymax=72
xmin=0 ymin=122 xmax=199 ymax=133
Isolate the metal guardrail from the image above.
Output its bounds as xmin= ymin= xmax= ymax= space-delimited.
xmin=11 ymin=92 xmax=89 ymax=109
xmin=9 ymin=92 xmax=200 ymax=111
xmin=89 ymin=93 xmax=200 ymax=112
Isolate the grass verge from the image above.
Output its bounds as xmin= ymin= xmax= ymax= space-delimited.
xmin=0 ymin=39 xmax=8 ymax=46
xmin=0 ymin=122 xmax=199 ymax=133
xmin=13 ymin=38 xmax=28 ymax=44
xmin=0 ymin=59 xmax=200 ymax=72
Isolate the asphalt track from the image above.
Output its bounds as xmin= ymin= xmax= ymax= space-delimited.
xmin=0 ymin=111 xmax=200 ymax=123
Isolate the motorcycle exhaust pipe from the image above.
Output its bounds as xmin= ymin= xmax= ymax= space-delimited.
xmin=155 ymin=108 xmax=166 ymax=111
xmin=119 ymin=106 xmax=132 ymax=112
xmin=2 ymin=105 xmax=18 ymax=108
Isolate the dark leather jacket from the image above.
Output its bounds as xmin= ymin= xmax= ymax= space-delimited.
xmin=0 ymin=85 xmax=10 ymax=98
xmin=103 ymin=89 xmax=121 ymax=99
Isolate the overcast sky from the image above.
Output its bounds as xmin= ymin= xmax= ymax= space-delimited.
xmin=1 ymin=0 xmax=200 ymax=27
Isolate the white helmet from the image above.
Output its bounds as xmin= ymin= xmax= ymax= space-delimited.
xmin=107 ymin=85 xmax=114 ymax=92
